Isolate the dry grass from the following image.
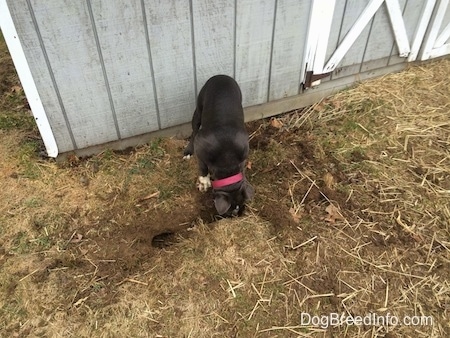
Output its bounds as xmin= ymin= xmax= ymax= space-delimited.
xmin=1 ymin=33 xmax=449 ymax=337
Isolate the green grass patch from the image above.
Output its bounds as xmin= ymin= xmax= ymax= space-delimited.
xmin=11 ymin=230 xmax=54 ymax=254
xmin=17 ymin=139 xmax=42 ymax=179
xmin=0 ymin=112 xmax=36 ymax=131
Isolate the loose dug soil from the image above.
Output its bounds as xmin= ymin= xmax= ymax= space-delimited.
xmin=1 ymin=34 xmax=449 ymax=337
xmin=48 ymin=121 xmax=352 ymax=307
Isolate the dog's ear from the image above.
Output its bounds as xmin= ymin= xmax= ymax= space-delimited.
xmin=214 ymin=193 xmax=231 ymax=215
xmin=242 ymin=181 xmax=255 ymax=201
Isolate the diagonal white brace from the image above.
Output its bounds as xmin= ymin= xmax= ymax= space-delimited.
xmin=323 ymin=0 xmax=385 ymax=73
xmin=385 ymin=0 xmax=411 ymax=57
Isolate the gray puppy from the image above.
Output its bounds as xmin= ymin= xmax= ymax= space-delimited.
xmin=184 ymin=75 xmax=254 ymax=216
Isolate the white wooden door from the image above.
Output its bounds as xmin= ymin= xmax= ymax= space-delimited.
xmin=303 ymin=0 xmax=439 ymax=88
xmin=421 ymin=0 xmax=450 ymax=60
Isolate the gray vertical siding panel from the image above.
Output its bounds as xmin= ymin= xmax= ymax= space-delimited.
xmin=360 ymin=3 xmax=396 ymax=72
xmin=438 ymin=4 xmax=450 ymax=37
xmin=266 ymin=0 xmax=278 ymax=102
xmin=331 ymin=0 xmax=374 ymax=79
xmin=7 ymin=0 xmax=74 ymax=153
xmin=90 ymin=0 xmax=159 ymax=139
xmin=442 ymin=2 xmax=450 ymax=40
xmin=189 ymin=0 xmax=198 ymax=97
xmin=269 ymin=0 xmax=311 ymax=100
xmin=233 ymin=0 xmax=237 ymax=78
xmin=86 ymin=0 xmax=121 ymax=139
xmin=235 ymin=0 xmax=276 ymax=107
xmin=29 ymin=0 xmax=117 ymax=149
xmin=141 ymin=0 xmax=161 ymax=130
xmin=144 ymin=0 xmax=196 ymax=129
xmin=192 ymin=0 xmax=234 ymax=92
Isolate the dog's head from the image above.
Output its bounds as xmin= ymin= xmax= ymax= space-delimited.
xmin=213 ymin=180 xmax=255 ymax=217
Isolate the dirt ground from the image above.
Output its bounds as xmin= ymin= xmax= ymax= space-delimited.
xmin=1 ymin=33 xmax=449 ymax=337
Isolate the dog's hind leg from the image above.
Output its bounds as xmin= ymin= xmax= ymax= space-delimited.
xmin=183 ymin=107 xmax=202 ymax=159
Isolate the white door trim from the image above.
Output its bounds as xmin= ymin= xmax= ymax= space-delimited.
xmin=435 ymin=21 xmax=450 ymax=47
xmin=408 ymin=0 xmax=437 ymax=61
xmin=301 ymin=0 xmax=336 ymax=87
xmin=304 ymin=0 xmax=441 ymax=87
xmin=323 ymin=0 xmax=411 ymax=73
xmin=421 ymin=0 xmax=450 ymax=60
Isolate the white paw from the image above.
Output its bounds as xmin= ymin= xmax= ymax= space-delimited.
xmin=183 ymin=154 xmax=192 ymax=160
xmin=197 ymin=174 xmax=211 ymax=192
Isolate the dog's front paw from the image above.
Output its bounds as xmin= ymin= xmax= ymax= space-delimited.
xmin=183 ymin=154 xmax=192 ymax=160
xmin=197 ymin=174 xmax=211 ymax=192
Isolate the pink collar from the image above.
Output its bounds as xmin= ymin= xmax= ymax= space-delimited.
xmin=212 ymin=173 xmax=243 ymax=189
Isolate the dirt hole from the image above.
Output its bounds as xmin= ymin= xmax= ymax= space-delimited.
xmin=151 ymin=232 xmax=177 ymax=248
